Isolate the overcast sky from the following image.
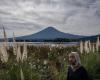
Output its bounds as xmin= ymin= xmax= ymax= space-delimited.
xmin=0 ymin=0 xmax=100 ymax=38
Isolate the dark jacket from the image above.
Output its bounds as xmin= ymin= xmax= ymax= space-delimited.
xmin=67 ymin=66 xmax=89 ymax=80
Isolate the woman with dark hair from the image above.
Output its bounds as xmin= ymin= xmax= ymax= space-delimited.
xmin=67 ymin=52 xmax=89 ymax=80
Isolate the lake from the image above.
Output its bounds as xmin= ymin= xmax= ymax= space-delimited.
xmin=0 ymin=42 xmax=79 ymax=47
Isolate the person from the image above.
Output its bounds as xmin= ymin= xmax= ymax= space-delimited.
xmin=67 ymin=52 xmax=89 ymax=80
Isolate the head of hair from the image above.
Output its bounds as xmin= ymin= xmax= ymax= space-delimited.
xmin=69 ymin=52 xmax=81 ymax=65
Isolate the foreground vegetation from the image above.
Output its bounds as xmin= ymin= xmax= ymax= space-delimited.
xmin=0 ymin=45 xmax=100 ymax=80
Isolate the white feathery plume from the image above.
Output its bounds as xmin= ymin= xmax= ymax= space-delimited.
xmin=22 ymin=42 xmax=27 ymax=62
xmin=2 ymin=26 xmax=9 ymax=50
xmin=0 ymin=46 xmax=2 ymax=61
xmin=79 ymin=41 xmax=84 ymax=54
xmin=0 ymin=47 xmax=1 ymax=60
xmin=43 ymin=60 xmax=48 ymax=65
xmin=96 ymin=36 xmax=100 ymax=52
xmin=20 ymin=68 xmax=24 ymax=80
xmin=49 ymin=47 xmax=52 ymax=51
xmin=84 ymin=41 xmax=89 ymax=53
xmin=13 ymin=32 xmax=17 ymax=55
xmin=92 ymin=44 xmax=95 ymax=53
xmin=88 ymin=40 xmax=92 ymax=52
xmin=0 ymin=43 xmax=8 ymax=63
xmin=16 ymin=44 xmax=21 ymax=62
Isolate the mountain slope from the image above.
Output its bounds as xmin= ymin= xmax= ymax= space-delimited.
xmin=16 ymin=27 xmax=85 ymax=40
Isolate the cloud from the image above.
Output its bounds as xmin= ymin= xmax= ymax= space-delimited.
xmin=0 ymin=0 xmax=100 ymax=38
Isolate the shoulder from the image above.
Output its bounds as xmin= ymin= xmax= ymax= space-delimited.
xmin=79 ymin=66 xmax=88 ymax=77
xmin=79 ymin=66 xmax=87 ymax=72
